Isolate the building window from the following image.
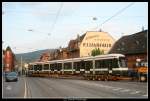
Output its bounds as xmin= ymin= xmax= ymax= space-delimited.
xmin=97 ymin=43 xmax=99 ymax=47
xmin=109 ymin=44 xmax=111 ymax=47
xmin=136 ymin=41 xmax=139 ymax=45
xmin=121 ymin=42 xmax=125 ymax=46
xmin=91 ymin=43 xmax=93 ymax=47
xmin=83 ymin=43 xmax=86 ymax=47
xmin=86 ymin=43 xmax=88 ymax=47
xmin=94 ymin=43 xmax=96 ymax=47
xmin=117 ymin=48 xmax=120 ymax=51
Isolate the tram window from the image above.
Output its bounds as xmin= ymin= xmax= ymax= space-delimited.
xmin=95 ymin=60 xmax=100 ymax=68
xmin=95 ymin=60 xmax=108 ymax=68
xmin=64 ymin=62 xmax=72 ymax=69
xmin=99 ymin=60 xmax=103 ymax=68
xmin=34 ymin=66 xmax=37 ymax=71
xmin=80 ymin=61 xmax=85 ymax=69
xmin=74 ymin=62 xmax=80 ymax=71
xmin=112 ymin=59 xmax=119 ymax=68
xmin=104 ymin=60 xmax=108 ymax=68
xmin=108 ymin=59 xmax=112 ymax=69
xmin=119 ymin=57 xmax=127 ymax=67
xmin=54 ymin=63 xmax=57 ymax=70
xmin=102 ymin=60 xmax=106 ymax=68
xmin=39 ymin=65 xmax=42 ymax=71
xmin=57 ymin=63 xmax=62 ymax=70
xmin=44 ymin=64 xmax=49 ymax=70
xmin=85 ymin=61 xmax=92 ymax=70
xmin=50 ymin=64 xmax=55 ymax=71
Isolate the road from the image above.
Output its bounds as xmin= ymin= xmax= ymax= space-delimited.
xmin=2 ymin=76 xmax=148 ymax=98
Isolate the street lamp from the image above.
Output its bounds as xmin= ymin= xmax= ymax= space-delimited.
xmin=93 ymin=17 xmax=97 ymax=21
xmin=27 ymin=29 xmax=51 ymax=36
xmin=13 ymin=47 xmax=23 ymax=76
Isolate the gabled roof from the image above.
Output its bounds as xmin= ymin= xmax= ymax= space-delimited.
xmin=109 ymin=30 xmax=147 ymax=55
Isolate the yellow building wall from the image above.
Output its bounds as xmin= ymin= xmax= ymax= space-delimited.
xmin=80 ymin=31 xmax=115 ymax=57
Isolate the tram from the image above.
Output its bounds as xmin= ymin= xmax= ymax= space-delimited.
xmin=28 ymin=54 xmax=129 ymax=81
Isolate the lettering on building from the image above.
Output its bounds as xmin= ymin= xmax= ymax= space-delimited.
xmin=83 ymin=43 xmax=111 ymax=47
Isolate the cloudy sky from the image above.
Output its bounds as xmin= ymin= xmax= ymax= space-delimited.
xmin=2 ymin=2 xmax=148 ymax=54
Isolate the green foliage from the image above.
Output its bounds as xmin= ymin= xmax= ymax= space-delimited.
xmin=91 ymin=48 xmax=104 ymax=56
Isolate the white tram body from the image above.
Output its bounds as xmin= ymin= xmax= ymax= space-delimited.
xmin=28 ymin=54 xmax=128 ymax=80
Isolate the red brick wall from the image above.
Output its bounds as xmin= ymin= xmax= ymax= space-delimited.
xmin=126 ymin=53 xmax=147 ymax=69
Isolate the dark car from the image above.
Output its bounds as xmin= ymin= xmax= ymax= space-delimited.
xmin=5 ymin=72 xmax=18 ymax=82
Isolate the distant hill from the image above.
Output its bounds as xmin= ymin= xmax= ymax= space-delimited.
xmin=15 ymin=49 xmax=55 ymax=63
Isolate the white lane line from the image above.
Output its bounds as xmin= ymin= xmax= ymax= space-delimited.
xmin=24 ymin=78 xmax=27 ymax=98
xmin=49 ymin=87 xmax=53 ymax=90
xmin=6 ymin=85 xmax=12 ymax=90
xmin=113 ymin=88 xmax=123 ymax=91
xmin=92 ymin=83 xmax=115 ymax=89
xmin=119 ymin=89 xmax=130 ymax=92
xmin=130 ymin=91 xmax=141 ymax=94
xmin=142 ymin=94 xmax=148 ymax=97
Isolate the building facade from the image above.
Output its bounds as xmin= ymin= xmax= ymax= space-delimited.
xmin=109 ymin=30 xmax=147 ymax=69
xmin=3 ymin=46 xmax=15 ymax=72
xmin=80 ymin=31 xmax=115 ymax=57
xmin=39 ymin=31 xmax=115 ymax=61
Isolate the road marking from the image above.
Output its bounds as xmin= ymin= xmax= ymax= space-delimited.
xmin=142 ymin=94 xmax=148 ymax=97
xmin=130 ymin=91 xmax=141 ymax=94
xmin=6 ymin=86 xmax=12 ymax=90
xmin=49 ymin=87 xmax=53 ymax=90
xmin=113 ymin=88 xmax=123 ymax=91
xmin=119 ymin=89 xmax=130 ymax=92
xmin=24 ymin=78 xmax=27 ymax=98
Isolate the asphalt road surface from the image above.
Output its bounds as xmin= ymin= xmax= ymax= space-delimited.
xmin=2 ymin=76 xmax=148 ymax=99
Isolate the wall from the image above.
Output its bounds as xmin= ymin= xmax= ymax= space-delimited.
xmin=80 ymin=31 xmax=115 ymax=57
xmin=126 ymin=53 xmax=147 ymax=68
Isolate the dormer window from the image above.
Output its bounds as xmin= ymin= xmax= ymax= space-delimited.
xmin=121 ymin=42 xmax=125 ymax=46
xmin=136 ymin=41 xmax=139 ymax=45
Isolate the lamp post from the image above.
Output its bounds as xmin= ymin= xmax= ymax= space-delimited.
xmin=92 ymin=17 xmax=100 ymax=31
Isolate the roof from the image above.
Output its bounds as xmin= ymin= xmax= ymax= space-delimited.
xmin=109 ymin=30 xmax=147 ymax=55
xmin=6 ymin=46 xmax=12 ymax=52
xmin=80 ymin=34 xmax=86 ymax=41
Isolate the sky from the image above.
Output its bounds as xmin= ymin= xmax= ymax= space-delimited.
xmin=2 ymin=2 xmax=148 ymax=54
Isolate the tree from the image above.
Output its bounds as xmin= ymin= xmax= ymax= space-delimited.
xmin=91 ymin=48 xmax=104 ymax=56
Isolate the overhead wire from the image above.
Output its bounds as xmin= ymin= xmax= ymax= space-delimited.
xmin=99 ymin=2 xmax=135 ymax=28
xmin=50 ymin=2 xmax=63 ymax=34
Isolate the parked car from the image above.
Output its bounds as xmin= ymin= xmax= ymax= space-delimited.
xmin=5 ymin=72 xmax=18 ymax=82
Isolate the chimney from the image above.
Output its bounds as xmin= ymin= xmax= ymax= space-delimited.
xmin=99 ymin=28 xmax=102 ymax=32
